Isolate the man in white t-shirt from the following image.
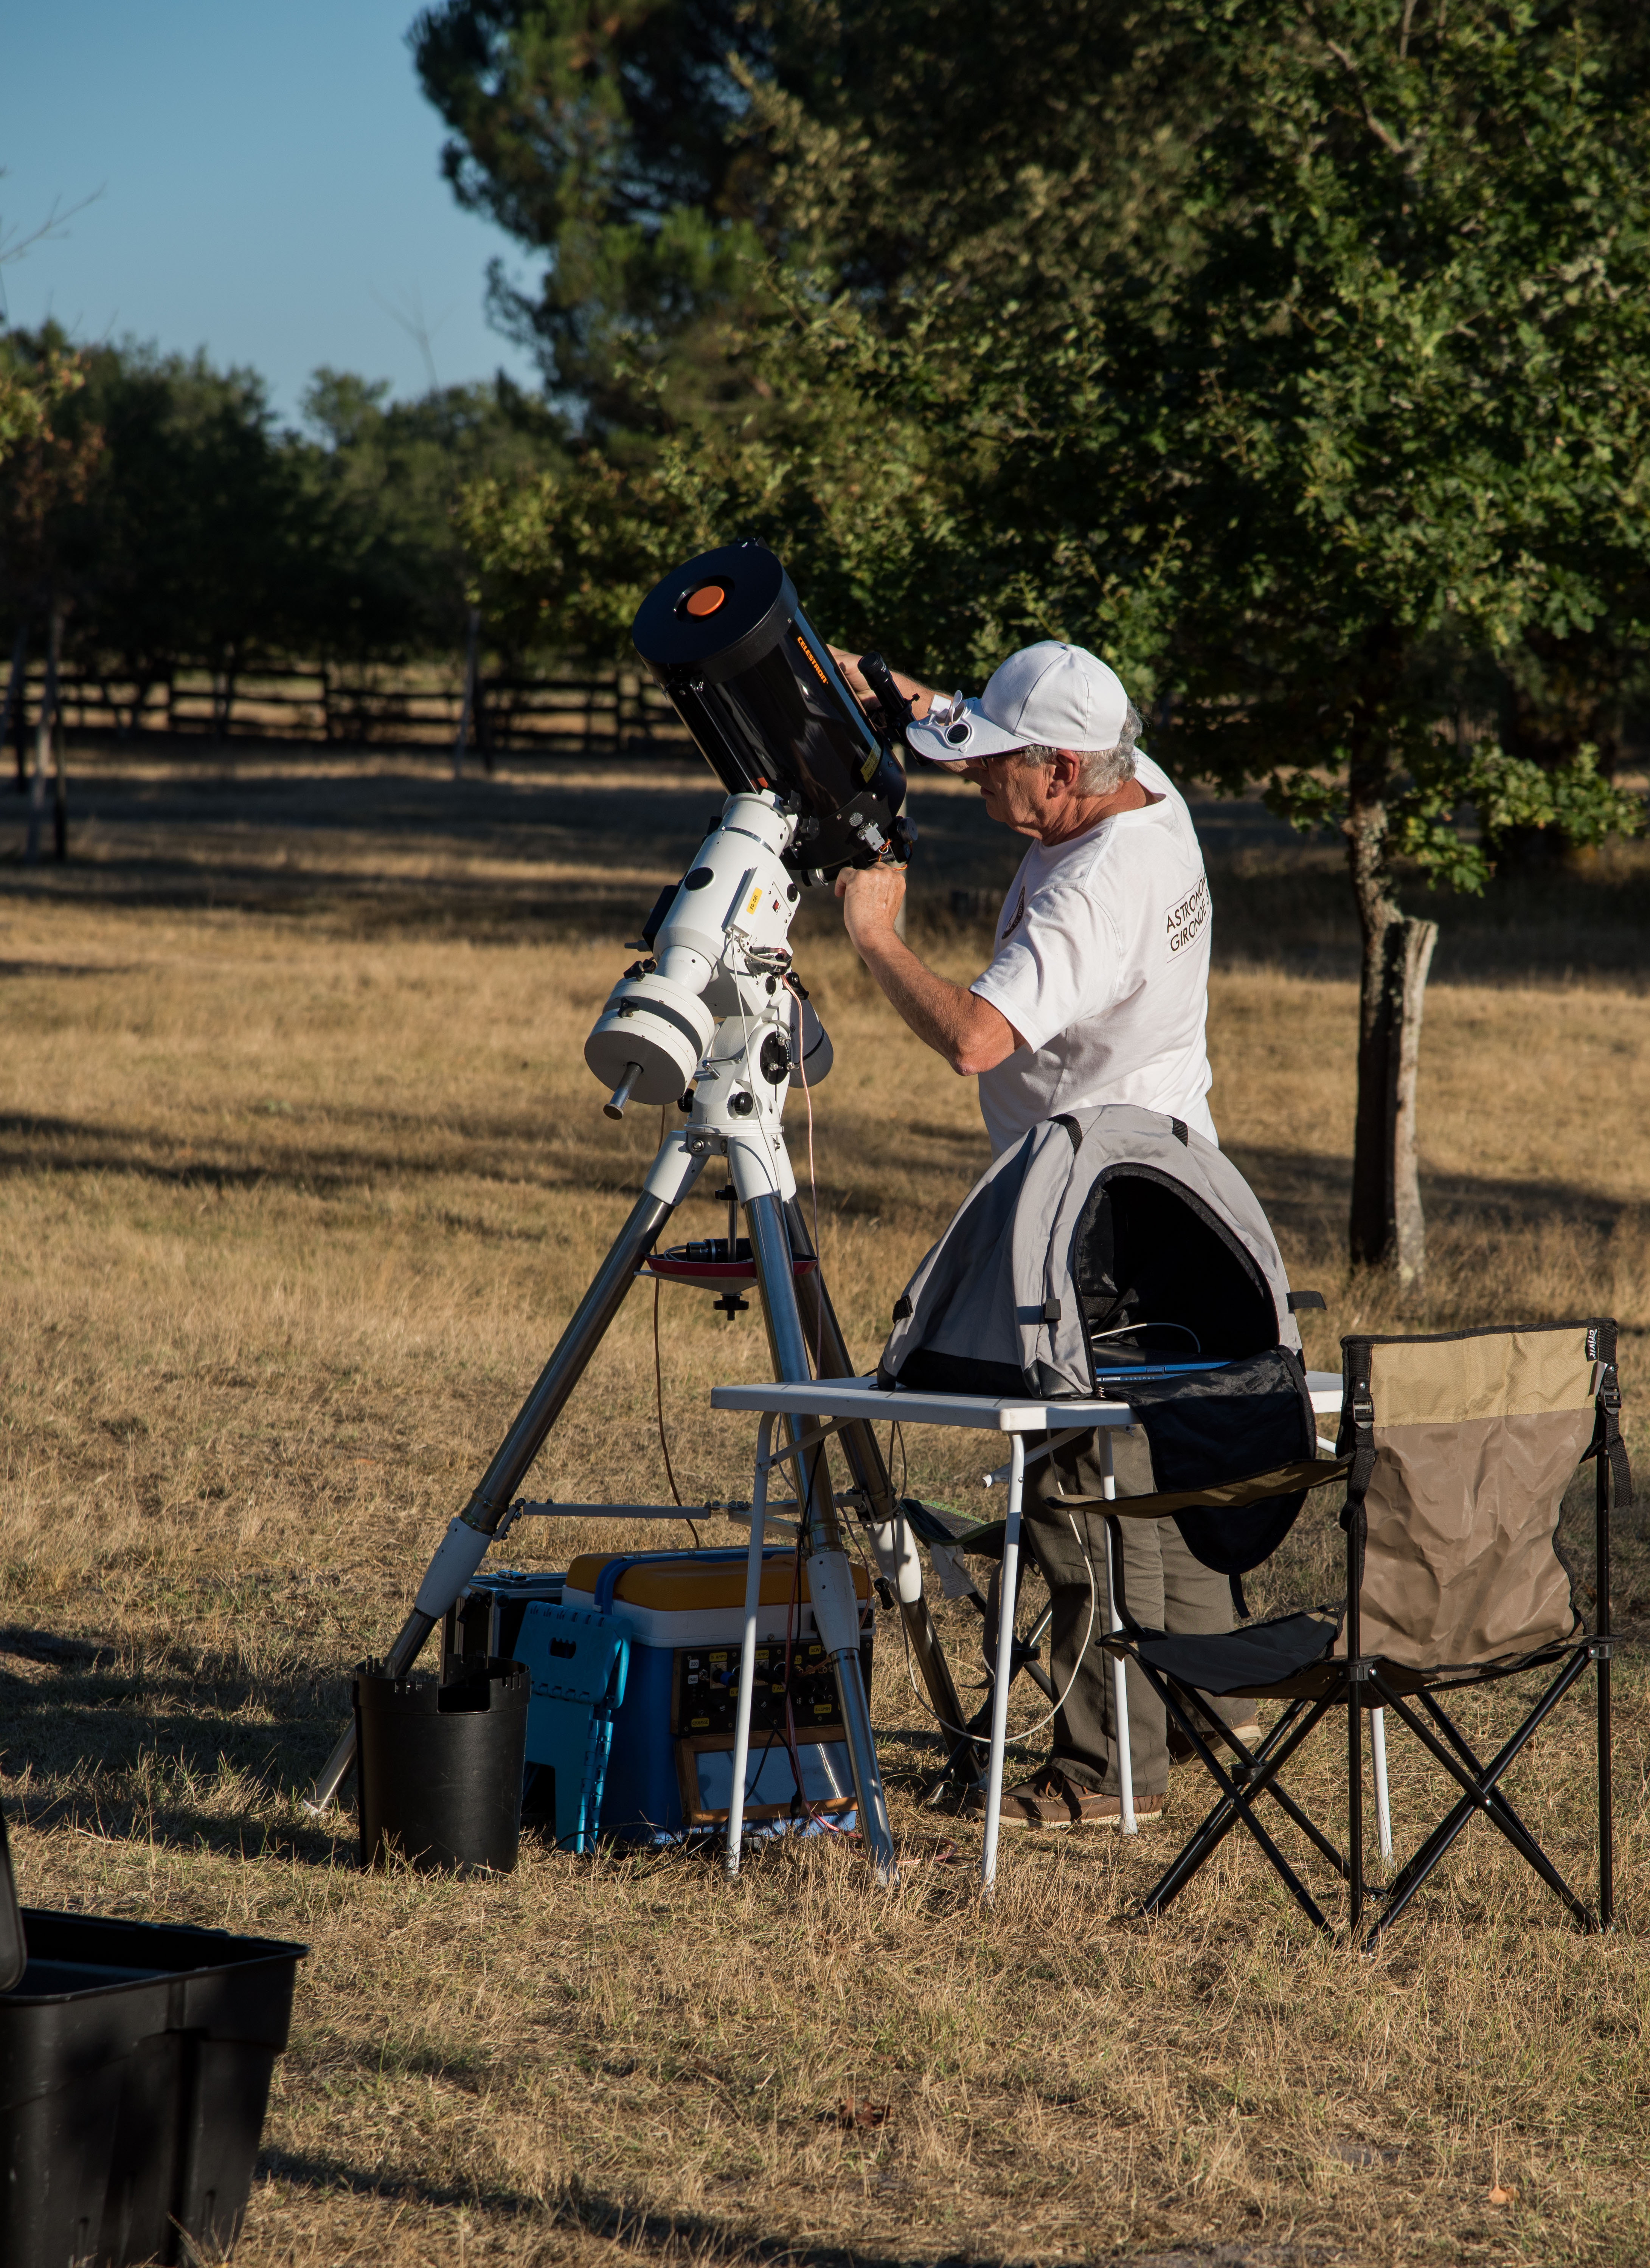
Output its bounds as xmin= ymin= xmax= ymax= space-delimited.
xmin=834 ymin=639 xmax=1250 ymax=1828
xmin=833 ymin=641 xmax=1215 ymax=1145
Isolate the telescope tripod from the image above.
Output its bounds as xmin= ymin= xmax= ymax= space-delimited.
xmin=306 ymin=1111 xmax=983 ymax=1881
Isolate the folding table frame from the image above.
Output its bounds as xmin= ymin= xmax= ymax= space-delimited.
xmin=711 ymin=1372 xmax=1345 ymax=1891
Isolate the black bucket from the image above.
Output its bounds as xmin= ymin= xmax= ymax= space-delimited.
xmin=354 ymin=1655 xmax=528 ymax=1875
xmin=0 ymin=1912 xmax=304 ymax=2268
xmin=0 ymin=1802 xmax=305 ymax=2268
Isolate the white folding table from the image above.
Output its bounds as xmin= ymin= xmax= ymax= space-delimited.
xmin=710 ymin=1371 xmax=1357 ymax=1893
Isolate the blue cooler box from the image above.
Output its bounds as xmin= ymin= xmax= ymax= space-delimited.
xmin=520 ymin=1548 xmax=875 ymax=1845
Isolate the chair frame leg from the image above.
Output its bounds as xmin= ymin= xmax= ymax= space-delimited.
xmin=1132 ymin=1670 xmax=1343 ymax=1932
xmin=1364 ymin=1652 xmax=1598 ymax=1946
xmin=1597 ymin=1644 xmax=1614 ymax=1929
xmin=1347 ymin=1674 xmax=1364 ymax=1934
xmin=1159 ymin=1674 xmax=1351 ymax=1876
xmin=1413 ymin=1687 xmax=1581 ymax=1894
xmin=1593 ymin=1405 xmax=1615 ymax=1930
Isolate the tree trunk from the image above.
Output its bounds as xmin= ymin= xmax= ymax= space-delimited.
xmin=122 ymin=673 xmax=152 ymax=739
xmin=1347 ymin=791 xmax=1437 ymax=1287
xmin=52 ymin=698 xmax=68 ymax=861
xmin=3 ymin=625 xmax=27 ymax=791
xmin=452 ymin=606 xmax=480 ymax=780
xmin=475 ymin=655 xmax=495 ymax=776
xmin=213 ymin=651 xmax=238 ymax=741
xmin=24 ymin=600 xmax=62 ymax=868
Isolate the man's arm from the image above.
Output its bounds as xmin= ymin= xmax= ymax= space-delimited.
xmin=834 ymin=865 xmax=1021 ymax=1075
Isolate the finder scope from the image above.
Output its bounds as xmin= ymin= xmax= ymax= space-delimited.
xmin=631 ymin=540 xmax=912 ymax=881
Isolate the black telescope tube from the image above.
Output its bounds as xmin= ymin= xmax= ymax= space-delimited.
xmin=631 ymin=540 xmax=908 ymax=879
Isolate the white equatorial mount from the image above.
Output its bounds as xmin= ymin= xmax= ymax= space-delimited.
xmin=585 ymin=790 xmax=831 ymax=1138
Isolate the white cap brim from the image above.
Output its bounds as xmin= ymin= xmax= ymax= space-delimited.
xmin=906 ymin=698 xmax=1043 ymax=767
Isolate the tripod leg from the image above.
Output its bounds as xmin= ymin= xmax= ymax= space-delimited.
xmin=738 ymin=1161 xmax=896 ymax=1884
xmin=785 ymin=1200 xmax=980 ymax=1784
xmin=306 ymin=1140 xmax=703 ymax=1811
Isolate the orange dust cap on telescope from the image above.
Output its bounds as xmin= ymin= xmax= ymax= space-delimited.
xmin=683 ymin=582 xmax=726 ymax=617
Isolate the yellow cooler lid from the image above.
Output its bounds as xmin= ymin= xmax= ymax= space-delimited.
xmin=566 ymin=1550 xmax=871 ymax=1613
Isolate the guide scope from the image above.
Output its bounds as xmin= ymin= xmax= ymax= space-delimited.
xmin=631 ymin=540 xmax=912 ymax=881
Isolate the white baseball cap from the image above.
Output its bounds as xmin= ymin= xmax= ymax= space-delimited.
xmin=906 ymin=640 xmax=1130 ymax=767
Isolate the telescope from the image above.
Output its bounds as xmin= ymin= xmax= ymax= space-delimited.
xmin=587 ymin=540 xmax=914 ymax=1120
xmin=307 ymin=542 xmax=972 ymax=1876
xmin=632 ymin=539 xmax=914 ymax=881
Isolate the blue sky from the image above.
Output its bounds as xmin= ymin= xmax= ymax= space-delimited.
xmin=0 ymin=0 xmax=540 ymax=424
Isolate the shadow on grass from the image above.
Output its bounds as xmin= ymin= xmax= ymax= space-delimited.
xmin=1225 ymin=1143 xmax=1637 ymax=1250
xmin=255 ymin=2148 xmax=1332 ymax=2266
xmin=0 ymin=1092 xmax=1635 ymax=1251
xmin=0 ymin=1107 xmax=663 ymax=1202
xmin=8 ymin=745 xmax=1642 ymax=984
xmin=0 ymin=1626 xmax=359 ymax=1863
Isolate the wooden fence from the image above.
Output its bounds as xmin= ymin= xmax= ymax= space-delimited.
xmin=3 ymin=658 xmax=692 ymax=758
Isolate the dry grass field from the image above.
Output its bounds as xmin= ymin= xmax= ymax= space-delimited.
xmin=2 ymin=745 xmax=1648 ymax=2268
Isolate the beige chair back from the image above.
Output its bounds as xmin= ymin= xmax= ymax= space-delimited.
xmin=1345 ymin=1325 xmax=1596 ymax=1674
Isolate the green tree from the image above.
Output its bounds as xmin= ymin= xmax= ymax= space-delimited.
xmin=733 ymin=0 xmax=1650 ymax=1283
xmin=443 ymin=0 xmax=1650 ymax=1284
xmin=297 ymin=368 xmax=564 ymax=664
xmin=1090 ymin=0 xmax=1650 ymax=1281
xmin=0 ymin=327 xmax=100 ymax=599
xmin=0 ymin=326 xmax=101 ymax=831
xmin=0 ymin=333 xmax=84 ymax=469
xmin=30 ymin=341 xmax=311 ymax=721
xmin=410 ymin=0 xmax=776 ymax=437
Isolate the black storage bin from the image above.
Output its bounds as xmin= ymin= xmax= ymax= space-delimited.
xmin=355 ymin=1654 xmax=528 ymax=1874
xmin=0 ymin=1908 xmax=305 ymax=2268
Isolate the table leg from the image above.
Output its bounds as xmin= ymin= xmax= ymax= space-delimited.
xmin=982 ymin=1433 xmax=1025 ymax=1897
xmin=1099 ymin=1433 xmax=1136 ymax=1836
xmin=725 ymin=1413 xmax=773 ymax=1878
xmin=1371 ymin=1704 xmax=1393 ymax=1860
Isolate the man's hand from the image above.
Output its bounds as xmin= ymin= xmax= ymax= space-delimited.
xmin=835 ymin=866 xmax=1020 ymax=1076
xmin=836 ymin=861 xmax=906 ymax=953
xmin=827 ymin=646 xmax=936 ymax=720
xmin=827 ymin=645 xmax=874 ymax=704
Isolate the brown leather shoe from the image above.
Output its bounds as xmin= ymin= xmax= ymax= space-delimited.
xmin=969 ymin=1766 xmax=1166 ymax=1829
xmin=1072 ymin=1790 xmax=1167 ymax=1826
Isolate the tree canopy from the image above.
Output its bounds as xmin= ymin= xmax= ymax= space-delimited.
xmin=410 ymin=0 xmax=777 ymax=435
xmin=0 ymin=329 xmax=562 ymax=689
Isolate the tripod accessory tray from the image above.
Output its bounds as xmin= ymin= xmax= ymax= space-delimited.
xmin=556 ymin=1549 xmax=874 ymax=1844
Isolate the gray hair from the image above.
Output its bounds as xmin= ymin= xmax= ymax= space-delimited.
xmin=1017 ymin=700 xmax=1142 ymax=795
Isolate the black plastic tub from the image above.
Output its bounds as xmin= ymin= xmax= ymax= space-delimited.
xmin=0 ymin=1908 xmax=305 ymax=2268
xmin=355 ymin=1654 xmax=528 ymax=1874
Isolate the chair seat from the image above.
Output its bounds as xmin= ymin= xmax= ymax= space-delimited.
xmin=1125 ymin=1610 xmax=1339 ymax=1697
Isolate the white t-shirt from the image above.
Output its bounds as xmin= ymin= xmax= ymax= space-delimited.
xmin=969 ymin=752 xmax=1216 ymax=1157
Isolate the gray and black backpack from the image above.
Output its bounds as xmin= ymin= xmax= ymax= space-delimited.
xmin=879 ymin=1103 xmax=1326 ymax=1581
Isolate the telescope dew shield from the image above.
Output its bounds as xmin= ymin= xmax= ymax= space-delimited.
xmin=632 ymin=541 xmax=909 ymax=878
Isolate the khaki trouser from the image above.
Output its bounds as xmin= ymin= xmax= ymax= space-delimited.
xmin=1019 ymin=1429 xmax=1246 ymax=1800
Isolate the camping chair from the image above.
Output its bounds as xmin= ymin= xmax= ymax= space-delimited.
xmin=1093 ymin=1320 xmax=1629 ymax=1947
